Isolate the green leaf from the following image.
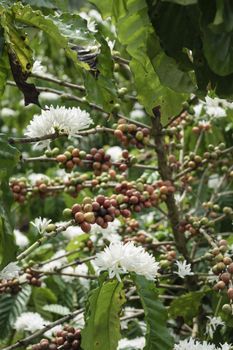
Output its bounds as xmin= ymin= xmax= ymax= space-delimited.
xmin=0 ymin=285 xmax=31 ymax=340
xmin=154 ymin=53 xmax=195 ymax=93
xmin=32 ymin=287 xmax=57 ymax=319
xmin=113 ymin=0 xmax=187 ymax=122
xmin=169 ymin=290 xmax=208 ymax=323
xmin=132 ymin=274 xmax=173 ymax=350
xmin=0 ymin=10 xmax=33 ymax=73
xmin=52 ymin=12 xmax=96 ymax=48
xmin=11 ymin=3 xmax=88 ymax=71
xmin=82 ymin=279 xmax=125 ymax=350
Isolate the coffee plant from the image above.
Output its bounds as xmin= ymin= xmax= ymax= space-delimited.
xmin=0 ymin=1 xmax=233 ymax=350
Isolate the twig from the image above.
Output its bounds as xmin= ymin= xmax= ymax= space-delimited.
xmin=32 ymin=269 xmax=98 ymax=280
xmin=8 ymin=131 xmax=64 ymax=144
xmin=8 ymin=127 xmax=115 ymax=145
xmin=32 ymin=73 xmax=85 ymax=92
xmin=37 ymin=250 xmax=94 ymax=267
xmin=199 ymin=228 xmax=217 ymax=248
xmin=158 ymin=283 xmax=186 ymax=290
xmin=22 ymin=156 xmax=158 ymax=171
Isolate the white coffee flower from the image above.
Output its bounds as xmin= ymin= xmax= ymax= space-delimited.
xmin=206 ymin=316 xmax=225 ymax=339
xmin=14 ymin=229 xmax=29 ymax=248
xmin=117 ymin=337 xmax=145 ymax=350
xmin=174 ymin=338 xmax=230 ymax=350
xmin=175 ymin=260 xmax=194 ymax=279
xmin=14 ymin=312 xmax=47 ymax=333
xmin=0 ymin=262 xmax=20 ymax=280
xmin=31 ymin=217 xmax=52 ymax=235
xmin=95 ymin=242 xmax=126 ymax=280
xmin=95 ymin=241 xmax=160 ymax=281
xmin=25 ymin=105 xmax=93 ymax=148
xmin=205 ymin=96 xmax=226 ymax=118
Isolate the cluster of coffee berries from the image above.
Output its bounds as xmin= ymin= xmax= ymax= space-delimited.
xmin=124 ymin=231 xmax=152 ymax=246
xmin=54 ymin=146 xmax=86 ymax=171
xmin=63 ymin=195 xmax=117 ymax=233
xmin=0 ymin=278 xmax=21 ymax=295
xmin=205 ymin=240 xmax=233 ymax=297
xmin=178 ymin=216 xmax=211 ymax=236
xmin=183 ymin=153 xmax=203 ymax=171
xmin=159 ymin=246 xmax=177 ymax=270
xmin=152 ymin=180 xmax=176 ymax=201
xmin=202 ymin=202 xmax=233 ymax=219
xmin=210 ymin=240 xmax=233 ymax=300
xmin=9 ymin=178 xmax=27 ymax=203
xmin=114 ymin=181 xmax=158 ymax=213
xmin=85 ymin=148 xmax=112 ymax=176
xmin=25 ymin=268 xmax=41 ymax=287
xmin=114 ymin=119 xmax=150 ymax=148
xmin=202 ymin=143 xmax=226 ymax=164
xmin=91 ymin=170 xmax=123 ymax=188
xmin=121 ymin=218 xmax=139 ymax=234
xmin=192 ymin=121 xmax=211 ymax=134
xmin=32 ymin=326 xmax=81 ymax=350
